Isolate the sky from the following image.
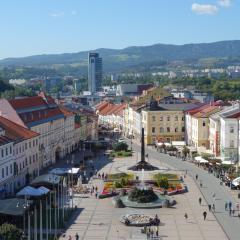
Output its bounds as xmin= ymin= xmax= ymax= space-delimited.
xmin=0 ymin=0 xmax=239 ymax=59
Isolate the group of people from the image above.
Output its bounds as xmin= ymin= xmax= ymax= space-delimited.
xmin=143 ymin=226 xmax=159 ymax=239
xmin=97 ymin=172 xmax=108 ymax=180
xmin=225 ymin=201 xmax=240 ymax=217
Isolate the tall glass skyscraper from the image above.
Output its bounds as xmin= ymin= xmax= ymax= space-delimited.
xmin=88 ymin=52 xmax=102 ymax=93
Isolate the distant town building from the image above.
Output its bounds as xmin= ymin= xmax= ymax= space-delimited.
xmin=88 ymin=53 xmax=102 ymax=93
xmin=116 ymin=84 xmax=153 ymax=97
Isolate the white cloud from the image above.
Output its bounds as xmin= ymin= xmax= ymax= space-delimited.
xmin=50 ymin=12 xmax=65 ymax=18
xmin=218 ymin=0 xmax=231 ymax=7
xmin=192 ymin=3 xmax=218 ymax=15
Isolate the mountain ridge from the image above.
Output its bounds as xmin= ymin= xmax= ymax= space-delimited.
xmin=1 ymin=40 xmax=240 ymax=72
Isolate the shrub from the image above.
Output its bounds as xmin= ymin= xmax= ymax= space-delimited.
xmin=0 ymin=224 xmax=23 ymax=240
xmin=157 ymin=177 xmax=169 ymax=189
xmin=128 ymin=187 xmax=158 ymax=203
xmin=113 ymin=142 xmax=128 ymax=152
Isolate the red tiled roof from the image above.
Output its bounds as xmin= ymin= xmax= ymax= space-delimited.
xmin=0 ymin=116 xmax=39 ymax=141
xmin=192 ymin=106 xmax=222 ymax=118
xmin=9 ymin=95 xmax=55 ymax=110
xmin=98 ymin=103 xmax=114 ymax=115
xmin=95 ymin=101 xmax=109 ymax=111
xmin=19 ymin=108 xmax=63 ymax=124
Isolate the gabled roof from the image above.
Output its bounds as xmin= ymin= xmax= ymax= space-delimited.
xmin=9 ymin=95 xmax=55 ymax=110
xmin=0 ymin=116 xmax=39 ymax=143
xmin=19 ymin=108 xmax=64 ymax=126
xmin=192 ymin=106 xmax=222 ymax=118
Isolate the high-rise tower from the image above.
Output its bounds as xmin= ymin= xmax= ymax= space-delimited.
xmin=88 ymin=52 xmax=102 ymax=93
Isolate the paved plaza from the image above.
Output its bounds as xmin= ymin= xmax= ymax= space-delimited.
xmin=60 ymin=148 xmax=229 ymax=240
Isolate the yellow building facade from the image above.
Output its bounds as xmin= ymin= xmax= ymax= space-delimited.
xmin=142 ymin=109 xmax=185 ymax=145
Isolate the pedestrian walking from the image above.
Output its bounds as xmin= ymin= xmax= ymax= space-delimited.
xmin=203 ymin=211 xmax=207 ymax=220
xmin=229 ymin=201 xmax=232 ymax=210
xmin=232 ymin=209 xmax=235 ymax=216
xmin=199 ymin=197 xmax=202 ymax=205
xmin=95 ymin=191 xmax=98 ymax=199
xmin=196 ymin=174 xmax=198 ymax=180
xmin=75 ymin=233 xmax=79 ymax=240
xmin=200 ymin=181 xmax=203 ymax=188
xmin=184 ymin=212 xmax=188 ymax=221
xmin=95 ymin=186 xmax=98 ymax=192
xmin=212 ymin=192 xmax=216 ymax=201
xmin=229 ymin=207 xmax=232 ymax=216
xmin=225 ymin=202 xmax=228 ymax=211
xmin=212 ymin=204 xmax=215 ymax=212
xmin=208 ymin=204 xmax=211 ymax=212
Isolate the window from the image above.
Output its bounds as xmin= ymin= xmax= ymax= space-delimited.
xmin=182 ymin=127 xmax=185 ymax=132
xmin=175 ymin=127 xmax=178 ymax=132
xmin=203 ymin=121 xmax=206 ymax=127
xmin=182 ymin=117 xmax=184 ymax=121
xmin=152 ymin=116 xmax=156 ymax=122
xmin=175 ymin=116 xmax=178 ymax=121
xmin=167 ymin=116 xmax=170 ymax=121
xmin=25 ymin=143 xmax=27 ymax=150
xmin=230 ymin=140 xmax=234 ymax=148
xmin=1 ymin=149 xmax=4 ymax=158
xmin=25 ymin=158 xmax=28 ymax=166
xmin=152 ymin=127 xmax=155 ymax=133
xmin=160 ymin=116 xmax=163 ymax=121
xmin=167 ymin=127 xmax=170 ymax=132
xmin=10 ymin=146 xmax=12 ymax=154
xmin=6 ymin=166 xmax=8 ymax=176
xmin=23 ymin=162 xmax=25 ymax=168
xmin=29 ymin=142 xmax=31 ymax=148
xmin=33 ymin=155 xmax=35 ymax=163
xmin=230 ymin=126 xmax=234 ymax=133
xmin=36 ymin=139 xmax=38 ymax=145
xmin=160 ymin=127 xmax=164 ymax=133
xmin=2 ymin=168 xmax=4 ymax=178
xmin=6 ymin=148 xmax=8 ymax=156
xmin=10 ymin=164 xmax=12 ymax=174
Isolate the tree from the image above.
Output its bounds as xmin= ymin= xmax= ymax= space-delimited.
xmin=0 ymin=224 xmax=23 ymax=240
xmin=113 ymin=142 xmax=128 ymax=152
xmin=182 ymin=146 xmax=190 ymax=158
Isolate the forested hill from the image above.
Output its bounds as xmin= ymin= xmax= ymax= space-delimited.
xmin=1 ymin=40 xmax=240 ymax=72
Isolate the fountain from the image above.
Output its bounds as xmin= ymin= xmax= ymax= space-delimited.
xmin=128 ymin=128 xmax=159 ymax=171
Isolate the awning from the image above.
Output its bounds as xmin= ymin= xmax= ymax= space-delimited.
xmin=0 ymin=198 xmax=33 ymax=216
xmin=194 ymin=156 xmax=209 ymax=163
xmin=232 ymin=177 xmax=240 ymax=187
xmin=17 ymin=186 xmax=42 ymax=197
xmin=171 ymin=141 xmax=186 ymax=146
xmin=38 ymin=186 xmax=50 ymax=195
xmin=49 ymin=168 xmax=80 ymax=175
xmin=31 ymin=174 xmax=61 ymax=186
xmin=221 ymin=161 xmax=234 ymax=165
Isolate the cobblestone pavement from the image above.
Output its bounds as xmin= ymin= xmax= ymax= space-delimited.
xmin=60 ymin=148 xmax=228 ymax=240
